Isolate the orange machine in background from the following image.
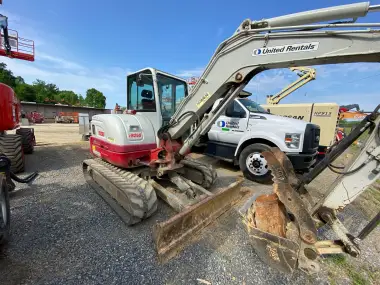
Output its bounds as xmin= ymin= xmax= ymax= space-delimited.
xmin=55 ymin=112 xmax=79 ymax=123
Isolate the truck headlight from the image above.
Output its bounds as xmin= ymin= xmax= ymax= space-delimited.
xmin=285 ymin=133 xmax=301 ymax=149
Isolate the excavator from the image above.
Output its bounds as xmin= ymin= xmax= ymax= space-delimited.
xmin=266 ymin=66 xmax=316 ymax=105
xmin=83 ymin=2 xmax=380 ymax=274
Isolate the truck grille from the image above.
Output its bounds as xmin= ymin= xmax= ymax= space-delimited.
xmin=302 ymin=124 xmax=320 ymax=153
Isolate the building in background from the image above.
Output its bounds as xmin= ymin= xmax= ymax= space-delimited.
xmin=21 ymin=101 xmax=111 ymax=122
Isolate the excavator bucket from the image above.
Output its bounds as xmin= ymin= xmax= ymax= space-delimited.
xmin=153 ymin=179 xmax=245 ymax=263
xmin=240 ymin=148 xmax=320 ymax=274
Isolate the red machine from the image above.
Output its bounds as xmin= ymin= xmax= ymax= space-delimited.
xmin=0 ymin=10 xmax=36 ymax=172
xmin=0 ymin=2 xmax=38 ymax=247
xmin=25 ymin=111 xmax=44 ymax=124
xmin=0 ymin=83 xmax=20 ymax=130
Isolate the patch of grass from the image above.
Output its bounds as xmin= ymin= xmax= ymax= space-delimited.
xmin=348 ymin=271 xmax=370 ymax=285
xmin=329 ymin=254 xmax=347 ymax=266
xmin=328 ymin=272 xmax=337 ymax=285
xmin=325 ymin=255 xmax=373 ymax=285
xmin=354 ymin=180 xmax=380 ymax=218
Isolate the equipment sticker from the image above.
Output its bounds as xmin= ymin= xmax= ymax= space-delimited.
xmin=92 ymin=145 xmax=101 ymax=157
xmin=314 ymin=111 xmax=332 ymax=117
xmin=196 ymin=92 xmax=211 ymax=109
xmin=252 ymin=42 xmax=319 ymax=56
xmin=128 ymin=132 xmax=143 ymax=140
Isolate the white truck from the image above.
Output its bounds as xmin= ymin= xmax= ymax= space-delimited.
xmin=201 ymin=97 xmax=320 ymax=183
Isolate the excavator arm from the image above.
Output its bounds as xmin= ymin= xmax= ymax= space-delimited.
xmin=153 ymin=1 xmax=380 ymax=273
xmin=164 ymin=2 xmax=380 ymax=157
xmin=266 ymin=66 xmax=316 ymax=105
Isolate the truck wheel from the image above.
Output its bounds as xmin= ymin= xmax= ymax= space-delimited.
xmin=0 ymin=174 xmax=10 ymax=245
xmin=239 ymin=143 xmax=273 ymax=184
xmin=0 ymin=135 xmax=25 ymax=174
xmin=16 ymin=128 xmax=35 ymax=154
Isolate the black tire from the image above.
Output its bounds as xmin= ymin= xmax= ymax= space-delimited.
xmin=238 ymin=143 xmax=273 ymax=184
xmin=180 ymin=157 xmax=217 ymax=189
xmin=0 ymin=135 xmax=24 ymax=174
xmin=16 ymin=128 xmax=35 ymax=154
xmin=0 ymin=174 xmax=11 ymax=246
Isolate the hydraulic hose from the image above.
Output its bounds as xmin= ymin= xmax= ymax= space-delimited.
xmin=10 ymin=171 xmax=38 ymax=183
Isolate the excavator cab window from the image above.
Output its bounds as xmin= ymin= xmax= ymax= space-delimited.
xmin=156 ymin=73 xmax=187 ymax=121
xmin=127 ymin=70 xmax=156 ymax=112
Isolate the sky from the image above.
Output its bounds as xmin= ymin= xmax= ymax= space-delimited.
xmin=1 ymin=0 xmax=380 ymax=110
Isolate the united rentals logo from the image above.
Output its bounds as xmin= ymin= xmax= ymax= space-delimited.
xmin=217 ymin=121 xmax=226 ymax=127
xmin=252 ymin=42 xmax=319 ymax=57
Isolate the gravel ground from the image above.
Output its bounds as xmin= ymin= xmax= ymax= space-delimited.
xmin=0 ymin=124 xmax=378 ymax=285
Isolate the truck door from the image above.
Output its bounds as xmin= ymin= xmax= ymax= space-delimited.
xmin=213 ymin=100 xmax=248 ymax=144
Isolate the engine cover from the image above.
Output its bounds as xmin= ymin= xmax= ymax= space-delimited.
xmin=90 ymin=114 xmax=157 ymax=168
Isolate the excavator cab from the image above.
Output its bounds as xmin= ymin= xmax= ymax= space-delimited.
xmin=127 ymin=68 xmax=188 ymax=129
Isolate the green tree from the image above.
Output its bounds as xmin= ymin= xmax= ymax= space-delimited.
xmin=15 ymin=76 xmax=25 ymax=86
xmin=85 ymin=88 xmax=106 ymax=108
xmin=32 ymin=80 xmax=59 ymax=103
xmin=78 ymin=95 xmax=86 ymax=106
xmin=14 ymin=84 xmax=37 ymax=102
xmin=58 ymin=90 xmax=79 ymax=105
xmin=0 ymin=63 xmax=16 ymax=88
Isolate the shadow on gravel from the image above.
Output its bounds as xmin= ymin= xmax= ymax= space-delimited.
xmin=24 ymin=143 xmax=91 ymax=174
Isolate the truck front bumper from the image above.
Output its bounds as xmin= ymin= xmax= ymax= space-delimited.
xmin=286 ymin=151 xmax=318 ymax=171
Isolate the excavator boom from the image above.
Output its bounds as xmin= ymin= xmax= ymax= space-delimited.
xmin=167 ymin=2 xmax=380 ymax=156
xmin=266 ymin=67 xmax=316 ymax=105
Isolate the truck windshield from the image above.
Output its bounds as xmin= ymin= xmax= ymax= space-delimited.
xmin=238 ymin=98 xmax=269 ymax=113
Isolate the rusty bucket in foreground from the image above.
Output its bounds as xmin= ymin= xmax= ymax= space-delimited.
xmin=240 ymin=148 xmax=320 ymax=274
xmin=153 ymin=179 xmax=244 ymax=263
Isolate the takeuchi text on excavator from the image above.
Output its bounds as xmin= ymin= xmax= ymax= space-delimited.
xmin=83 ymin=2 xmax=380 ymax=274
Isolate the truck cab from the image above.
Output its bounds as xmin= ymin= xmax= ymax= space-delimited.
xmin=204 ymin=97 xmax=320 ymax=183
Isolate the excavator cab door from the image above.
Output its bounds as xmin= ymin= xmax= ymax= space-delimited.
xmin=156 ymin=72 xmax=188 ymax=127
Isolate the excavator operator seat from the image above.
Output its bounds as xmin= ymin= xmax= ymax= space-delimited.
xmin=141 ymin=89 xmax=155 ymax=110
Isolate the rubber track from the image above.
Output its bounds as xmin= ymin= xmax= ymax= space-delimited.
xmin=181 ymin=157 xmax=217 ymax=189
xmin=0 ymin=135 xmax=24 ymax=173
xmin=16 ymin=128 xmax=35 ymax=154
xmin=83 ymin=158 xmax=157 ymax=225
